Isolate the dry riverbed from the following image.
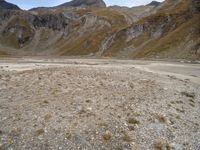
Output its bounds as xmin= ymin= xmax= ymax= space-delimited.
xmin=0 ymin=58 xmax=200 ymax=150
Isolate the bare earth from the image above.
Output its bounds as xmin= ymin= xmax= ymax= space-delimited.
xmin=0 ymin=58 xmax=200 ymax=150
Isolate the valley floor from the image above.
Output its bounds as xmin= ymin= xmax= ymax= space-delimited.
xmin=0 ymin=58 xmax=200 ymax=150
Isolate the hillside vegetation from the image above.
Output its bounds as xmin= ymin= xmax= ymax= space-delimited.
xmin=0 ymin=0 xmax=199 ymax=60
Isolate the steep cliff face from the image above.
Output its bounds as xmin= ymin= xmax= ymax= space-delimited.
xmin=0 ymin=0 xmax=199 ymax=60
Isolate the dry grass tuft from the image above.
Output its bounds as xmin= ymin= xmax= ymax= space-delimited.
xmin=154 ymin=139 xmax=172 ymax=150
xmin=35 ymin=128 xmax=45 ymax=136
xmin=103 ymin=130 xmax=112 ymax=141
xmin=127 ymin=117 xmax=140 ymax=125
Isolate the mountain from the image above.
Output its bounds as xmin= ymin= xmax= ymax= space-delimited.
xmin=30 ymin=0 xmax=106 ymax=11
xmin=0 ymin=0 xmax=20 ymax=10
xmin=58 ymin=0 xmax=106 ymax=7
xmin=0 ymin=0 xmax=199 ymax=60
xmin=147 ymin=1 xmax=161 ymax=7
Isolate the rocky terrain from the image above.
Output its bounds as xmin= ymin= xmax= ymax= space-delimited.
xmin=0 ymin=58 xmax=200 ymax=150
xmin=0 ymin=0 xmax=199 ymax=60
xmin=0 ymin=1 xmax=200 ymax=149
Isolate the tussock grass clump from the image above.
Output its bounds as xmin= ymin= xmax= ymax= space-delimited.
xmin=44 ymin=113 xmax=52 ymax=121
xmin=154 ymin=139 xmax=172 ymax=150
xmin=35 ymin=128 xmax=45 ymax=136
xmin=189 ymin=98 xmax=195 ymax=103
xmin=127 ymin=117 xmax=140 ymax=125
xmin=8 ymin=138 xmax=14 ymax=145
xmin=43 ymin=100 xmax=49 ymax=104
xmin=156 ymin=114 xmax=168 ymax=124
xmin=181 ymin=91 xmax=195 ymax=98
xmin=103 ymin=130 xmax=112 ymax=142
xmin=65 ymin=132 xmax=72 ymax=140
xmin=122 ymin=132 xmax=131 ymax=142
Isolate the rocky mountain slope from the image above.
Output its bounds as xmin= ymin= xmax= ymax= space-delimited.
xmin=0 ymin=0 xmax=199 ymax=60
xmin=0 ymin=0 xmax=20 ymax=10
xmin=59 ymin=0 xmax=106 ymax=7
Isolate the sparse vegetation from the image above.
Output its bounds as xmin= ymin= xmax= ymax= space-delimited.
xmin=8 ymin=138 xmax=14 ymax=145
xmin=127 ymin=117 xmax=140 ymax=125
xmin=65 ymin=132 xmax=72 ymax=140
xmin=43 ymin=100 xmax=49 ymax=104
xmin=156 ymin=114 xmax=168 ymax=124
xmin=189 ymin=103 xmax=195 ymax=107
xmin=176 ymin=108 xmax=185 ymax=113
xmin=189 ymin=98 xmax=195 ymax=103
xmin=35 ymin=128 xmax=45 ymax=136
xmin=44 ymin=113 xmax=52 ymax=121
xmin=181 ymin=91 xmax=195 ymax=98
xmin=103 ymin=130 xmax=112 ymax=141
xmin=153 ymin=139 xmax=172 ymax=150
xmin=122 ymin=132 xmax=131 ymax=142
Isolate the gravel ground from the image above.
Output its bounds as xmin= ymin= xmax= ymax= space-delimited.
xmin=0 ymin=58 xmax=200 ymax=150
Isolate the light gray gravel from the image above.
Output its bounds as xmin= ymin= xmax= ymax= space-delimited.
xmin=0 ymin=58 xmax=200 ymax=150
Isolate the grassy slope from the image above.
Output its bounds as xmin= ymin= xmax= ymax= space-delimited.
xmin=0 ymin=16 xmax=33 ymax=49
xmin=103 ymin=0 xmax=200 ymax=59
xmin=58 ymin=7 xmax=128 ymax=56
xmin=131 ymin=14 xmax=200 ymax=59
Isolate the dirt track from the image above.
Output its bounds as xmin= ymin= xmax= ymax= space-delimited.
xmin=0 ymin=58 xmax=200 ymax=150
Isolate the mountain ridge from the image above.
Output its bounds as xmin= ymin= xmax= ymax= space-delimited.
xmin=0 ymin=0 xmax=20 ymax=10
xmin=58 ymin=0 xmax=106 ymax=7
xmin=0 ymin=0 xmax=199 ymax=60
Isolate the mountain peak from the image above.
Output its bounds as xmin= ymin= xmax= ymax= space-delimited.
xmin=59 ymin=0 xmax=106 ymax=7
xmin=0 ymin=0 xmax=20 ymax=9
xmin=147 ymin=1 xmax=161 ymax=7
